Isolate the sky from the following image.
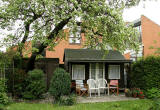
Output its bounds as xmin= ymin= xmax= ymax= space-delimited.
xmin=123 ymin=0 xmax=160 ymax=25
xmin=0 ymin=0 xmax=160 ymax=51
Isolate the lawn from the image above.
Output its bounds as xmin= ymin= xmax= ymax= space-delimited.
xmin=6 ymin=99 xmax=153 ymax=110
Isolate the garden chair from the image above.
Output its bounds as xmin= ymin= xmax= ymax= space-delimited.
xmin=87 ymin=79 xmax=100 ymax=97
xmin=109 ymin=80 xmax=119 ymax=95
xmin=75 ymin=80 xmax=88 ymax=96
xmin=97 ymin=79 xmax=109 ymax=96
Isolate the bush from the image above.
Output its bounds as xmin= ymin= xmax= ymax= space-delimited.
xmin=150 ymin=98 xmax=160 ymax=110
xmin=6 ymin=69 xmax=26 ymax=98
xmin=22 ymin=69 xmax=46 ymax=99
xmin=145 ymin=88 xmax=160 ymax=99
xmin=59 ymin=95 xmax=76 ymax=106
xmin=49 ymin=68 xmax=71 ymax=102
xmin=0 ymin=93 xmax=9 ymax=105
xmin=130 ymin=56 xmax=160 ymax=91
xmin=0 ymin=79 xmax=9 ymax=106
xmin=0 ymin=79 xmax=6 ymax=93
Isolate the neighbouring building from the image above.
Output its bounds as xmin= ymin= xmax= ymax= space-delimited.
xmin=124 ymin=15 xmax=160 ymax=61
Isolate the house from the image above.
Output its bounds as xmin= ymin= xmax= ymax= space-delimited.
xmin=124 ymin=15 xmax=160 ymax=61
xmin=63 ymin=49 xmax=132 ymax=89
xmin=13 ymin=27 xmax=132 ymax=89
xmin=45 ymin=29 xmax=85 ymax=64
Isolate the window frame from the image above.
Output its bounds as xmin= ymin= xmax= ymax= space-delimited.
xmin=69 ymin=27 xmax=81 ymax=44
xmin=108 ymin=65 xmax=120 ymax=79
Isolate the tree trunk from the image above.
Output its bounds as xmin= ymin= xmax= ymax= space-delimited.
xmin=25 ymin=17 xmax=71 ymax=72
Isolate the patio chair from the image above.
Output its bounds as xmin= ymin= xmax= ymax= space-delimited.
xmin=75 ymin=80 xmax=88 ymax=96
xmin=109 ymin=80 xmax=119 ymax=95
xmin=87 ymin=79 xmax=100 ymax=97
xmin=97 ymin=79 xmax=109 ymax=96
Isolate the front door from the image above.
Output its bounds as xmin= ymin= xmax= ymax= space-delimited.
xmin=89 ymin=63 xmax=105 ymax=80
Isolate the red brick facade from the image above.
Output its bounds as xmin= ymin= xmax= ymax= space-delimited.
xmin=45 ymin=29 xmax=85 ymax=64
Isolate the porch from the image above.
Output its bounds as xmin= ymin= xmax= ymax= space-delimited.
xmin=77 ymin=93 xmax=138 ymax=103
xmin=63 ymin=49 xmax=132 ymax=96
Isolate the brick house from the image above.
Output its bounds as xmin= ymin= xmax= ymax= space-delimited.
xmin=45 ymin=29 xmax=85 ymax=64
xmin=124 ymin=15 xmax=160 ymax=61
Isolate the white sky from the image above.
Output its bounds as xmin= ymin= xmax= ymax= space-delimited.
xmin=123 ymin=0 xmax=160 ymax=25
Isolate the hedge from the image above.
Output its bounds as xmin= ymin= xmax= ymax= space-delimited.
xmin=130 ymin=56 xmax=160 ymax=90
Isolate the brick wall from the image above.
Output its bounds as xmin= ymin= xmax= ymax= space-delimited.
xmin=141 ymin=15 xmax=160 ymax=57
xmin=46 ymin=29 xmax=85 ymax=64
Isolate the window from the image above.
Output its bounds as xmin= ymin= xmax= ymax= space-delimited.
xmin=134 ymin=25 xmax=142 ymax=43
xmin=69 ymin=27 xmax=81 ymax=44
xmin=72 ymin=65 xmax=85 ymax=80
xmin=90 ymin=63 xmax=104 ymax=80
xmin=108 ymin=65 xmax=120 ymax=79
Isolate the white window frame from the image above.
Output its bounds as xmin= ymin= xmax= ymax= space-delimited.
xmin=108 ymin=65 xmax=120 ymax=79
xmin=69 ymin=27 xmax=81 ymax=44
xmin=72 ymin=65 xmax=85 ymax=80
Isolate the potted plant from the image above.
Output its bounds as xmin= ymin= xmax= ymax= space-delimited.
xmin=139 ymin=91 xmax=145 ymax=99
xmin=125 ymin=88 xmax=132 ymax=97
xmin=132 ymin=89 xmax=138 ymax=98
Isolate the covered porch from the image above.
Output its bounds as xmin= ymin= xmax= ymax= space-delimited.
xmin=63 ymin=49 xmax=132 ymax=96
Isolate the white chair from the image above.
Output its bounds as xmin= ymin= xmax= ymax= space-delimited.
xmin=97 ymin=79 xmax=109 ymax=96
xmin=87 ymin=79 xmax=100 ymax=97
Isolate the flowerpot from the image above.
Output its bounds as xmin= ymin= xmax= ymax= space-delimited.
xmin=139 ymin=96 xmax=144 ymax=99
xmin=133 ymin=94 xmax=137 ymax=98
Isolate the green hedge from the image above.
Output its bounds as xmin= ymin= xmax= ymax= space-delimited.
xmin=130 ymin=56 xmax=160 ymax=90
xmin=49 ymin=68 xmax=71 ymax=102
xmin=0 ymin=79 xmax=9 ymax=105
xmin=23 ymin=69 xmax=46 ymax=99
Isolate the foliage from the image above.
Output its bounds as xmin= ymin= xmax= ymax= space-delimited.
xmin=6 ymin=69 xmax=26 ymax=98
xmin=0 ymin=92 xmax=9 ymax=105
xmin=23 ymin=69 xmax=46 ymax=99
xmin=139 ymin=91 xmax=144 ymax=97
xmin=0 ymin=79 xmax=7 ymax=93
xmin=58 ymin=95 xmax=77 ymax=106
xmin=129 ymin=56 xmax=160 ymax=91
xmin=145 ymin=88 xmax=160 ymax=99
xmin=150 ymin=98 xmax=160 ymax=110
xmin=125 ymin=88 xmax=132 ymax=97
xmin=0 ymin=0 xmax=140 ymax=71
xmin=49 ymin=68 xmax=71 ymax=102
xmin=0 ymin=79 xmax=9 ymax=106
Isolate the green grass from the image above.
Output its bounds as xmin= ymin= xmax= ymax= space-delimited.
xmin=6 ymin=99 xmax=152 ymax=110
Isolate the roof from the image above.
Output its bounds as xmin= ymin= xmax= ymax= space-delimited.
xmin=133 ymin=18 xmax=141 ymax=27
xmin=64 ymin=49 xmax=132 ymax=63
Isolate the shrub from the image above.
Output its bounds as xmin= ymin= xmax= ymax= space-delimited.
xmin=59 ymin=95 xmax=76 ymax=106
xmin=0 ymin=79 xmax=6 ymax=93
xmin=150 ymin=98 xmax=160 ymax=110
xmin=23 ymin=69 xmax=46 ymax=99
xmin=0 ymin=93 xmax=9 ymax=105
xmin=130 ymin=56 xmax=160 ymax=91
xmin=49 ymin=68 xmax=71 ymax=102
xmin=0 ymin=79 xmax=9 ymax=106
xmin=145 ymin=88 xmax=160 ymax=99
xmin=6 ymin=69 xmax=26 ymax=98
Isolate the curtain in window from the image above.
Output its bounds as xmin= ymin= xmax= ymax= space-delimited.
xmin=72 ymin=65 xmax=85 ymax=80
xmin=90 ymin=63 xmax=96 ymax=79
xmin=90 ymin=63 xmax=104 ymax=80
xmin=108 ymin=65 xmax=120 ymax=79
xmin=98 ymin=63 xmax=103 ymax=79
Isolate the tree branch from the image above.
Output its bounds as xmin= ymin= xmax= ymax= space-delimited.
xmin=26 ymin=17 xmax=71 ymax=72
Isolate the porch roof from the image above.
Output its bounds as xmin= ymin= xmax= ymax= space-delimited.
xmin=63 ymin=49 xmax=132 ymax=63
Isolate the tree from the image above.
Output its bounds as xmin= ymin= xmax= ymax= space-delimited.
xmin=0 ymin=0 xmax=140 ymax=71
